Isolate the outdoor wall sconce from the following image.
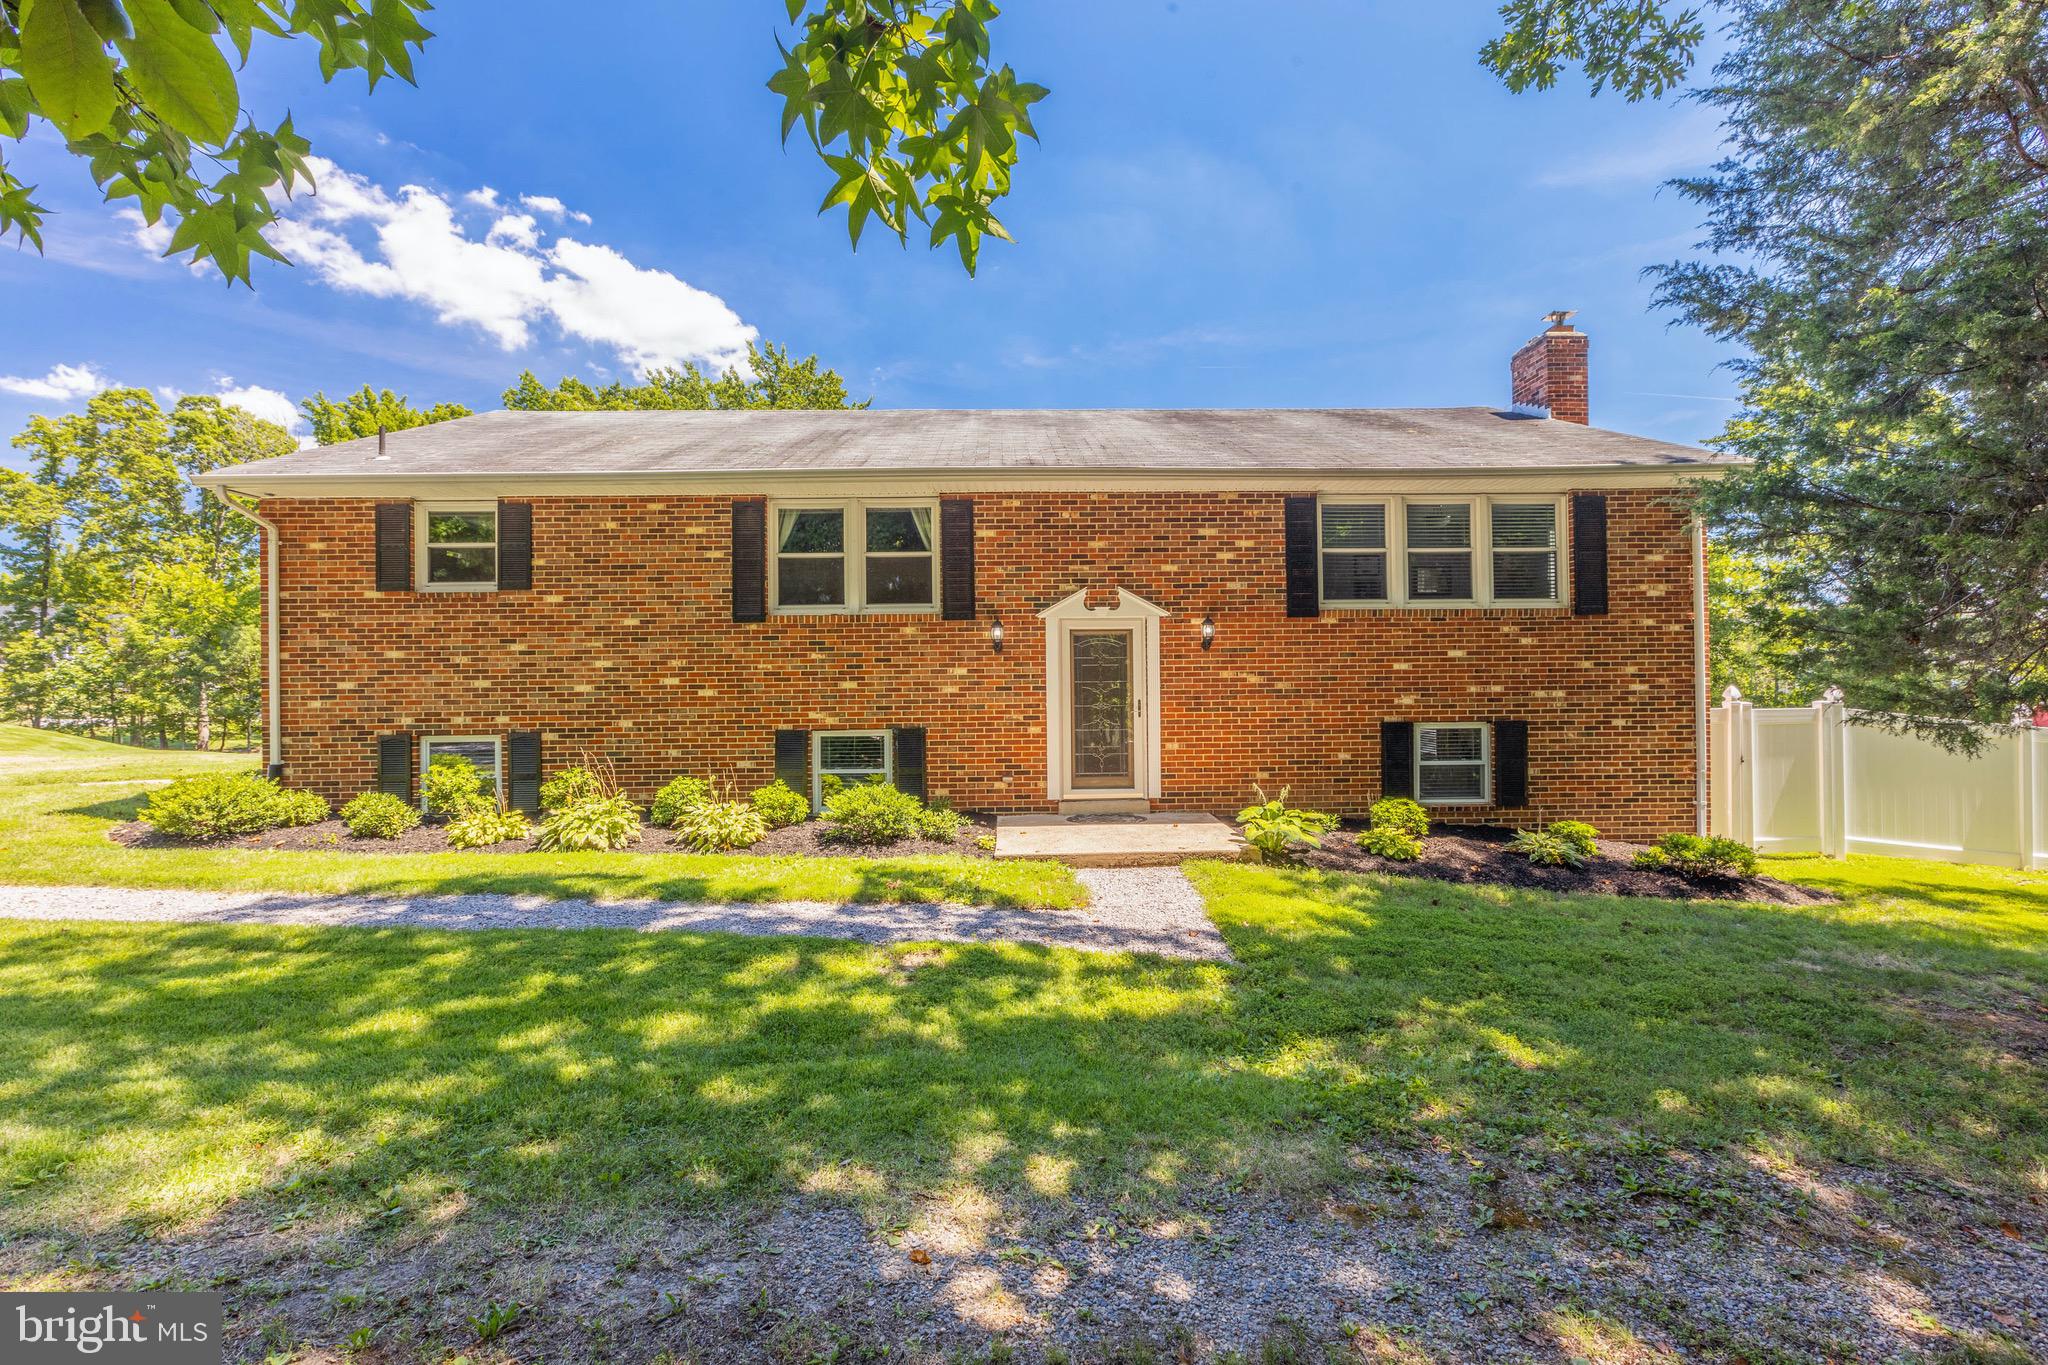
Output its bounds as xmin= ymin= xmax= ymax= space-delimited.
xmin=989 ymin=616 xmax=1005 ymax=652
xmin=1200 ymin=615 xmax=1216 ymax=649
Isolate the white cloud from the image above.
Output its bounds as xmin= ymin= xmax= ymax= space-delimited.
xmin=1534 ymin=110 xmax=1729 ymax=190
xmin=266 ymin=158 xmax=754 ymax=374
xmin=520 ymin=193 xmax=592 ymax=225
xmin=116 ymin=207 xmax=176 ymax=257
xmin=0 ymin=362 xmax=116 ymax=400
xmin=211 ymin=380 xmax=306 ymax=437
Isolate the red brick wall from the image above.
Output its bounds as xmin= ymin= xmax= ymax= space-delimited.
xmin=263 ymin=488 xmax=1701 ymax=837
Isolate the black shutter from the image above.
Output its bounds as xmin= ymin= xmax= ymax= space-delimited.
xmin=1571 ymin=493 xmax=1608 ymax=616
xmin=1283 ymin=495 xmax=1320 ymax=618
xmin=732 ymin=499 xmax=767 ymax=622
xmin=498 ymin=501 xmax=532 ymax=590
xmin=1493 ymin=719 xmax=1529 ymax=808
xmin=377 ymin=733 xmax=413 ymax=801
xmin=375 ymin=503 xmax=412 ymax=592
xmin=775 ymin=728 xmax=809 ymax=800
xmin=1379 ymin=721 xmax=1415 ymax=800
xmin=507 ymin=730 xmax=542 ymax=813
xmin=940 ymin=497 xmax=976 ymax=620
xmin=892 ymin=726 xmax=927 ymax=802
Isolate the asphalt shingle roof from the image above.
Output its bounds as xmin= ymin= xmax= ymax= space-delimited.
xmin=196 ymin=406 xmax=1730 ymax=488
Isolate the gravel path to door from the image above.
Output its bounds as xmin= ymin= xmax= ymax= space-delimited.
xmin=0 ymin=866 xmax=1229 ymax=959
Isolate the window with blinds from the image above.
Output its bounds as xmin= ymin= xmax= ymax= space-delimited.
xmin=1316 ymin=496 xmax=1566 ymax=608
xmin=1319 ymin=501 xmax=1388 ymax=603
xmin=1416 ymin=723 xmax=1490 ymax=804
xmin=1490 ymin=503 xmax=1559 ymax=601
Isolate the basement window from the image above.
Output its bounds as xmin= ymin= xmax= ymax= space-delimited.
xmin=419 ymin=506 xmax=497 ymax=590
xmin=1415 ymin=723 xmax=1490 ymax=805
xmin=420 ymin=736 xmax=502 ymax=813
xmin=812 ymin=730 xmax=891 ymax=810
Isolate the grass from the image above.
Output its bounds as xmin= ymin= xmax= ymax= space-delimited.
xmin=0 ymin=724 xmax=1083 ymax=909
xmin=1 ymin=752 xmax=2042 ymax=1242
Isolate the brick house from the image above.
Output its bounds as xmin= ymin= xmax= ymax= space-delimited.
xmin=195 ymin=319 xmax=1733 ymax=839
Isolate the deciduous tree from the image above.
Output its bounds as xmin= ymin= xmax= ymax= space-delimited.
xmin=301 ymin=386 xmax=473 ymax=447
xmin=502 ymin=343 xmax=865 ymax=412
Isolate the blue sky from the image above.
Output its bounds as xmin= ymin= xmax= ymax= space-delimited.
xmin=2 ymin=1 xmax=1739 ymax=464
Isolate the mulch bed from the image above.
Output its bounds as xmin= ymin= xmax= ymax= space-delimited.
xmin=108 ymin=812 xmax=1000 ymax=860
xmin=1293 ymin=821 xmax=1832 ymax=905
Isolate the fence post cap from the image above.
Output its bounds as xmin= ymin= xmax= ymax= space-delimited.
xmin=1814 ymin=685 xmax=1845 ymax=707
xmin=1721 ymin=685 xmax=1744 ymax=704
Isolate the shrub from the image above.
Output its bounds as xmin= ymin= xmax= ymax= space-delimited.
xmin=1548 ymin=820 xmax=1599 ymax=858
xmin=539 ymin=766 xmax=603 ymax=812
xmin=271 ymin=788 xmax=330 ymax=827
xmin=142 ymin=773 xmax=325 ymax=841
xmin=822 ymin=780 xmax=926 ymax=844
xmin=341 ymin=791 xmax=419 ymax=840
xmin=1356 ymin=825 xmax=1423 ymax=861
xmin=749 ymin=779 xmax=810 ymax=830
xmin=1236 ymin=784 xmax=1332 ymax=863
xmin=535 ymin=793 xmax=643 ymax=852
xmin=1368 ymin=796 xmax=1430 ymax=839
xmin=676 ymin=800 xmax=767 ymax=852
xmin=446 ymin=803 xmax=533 ymax=849
xmin=1508 ymin=828 xmax=1587 ymax=868
xmin=1634 ymin=833 xmax=1759 ymax=880
xmin=915 ymin=803 xmax=965 ymax=841
xmin=422 ymin=754 xmax=492 ymax=820
xmin=650 ymin=776 xmax=713 ymax=829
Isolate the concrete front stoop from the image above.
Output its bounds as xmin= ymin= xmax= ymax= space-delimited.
xmin=992 ymin=811 xmax=1246 ymax=866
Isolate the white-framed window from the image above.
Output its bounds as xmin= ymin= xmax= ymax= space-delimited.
xmin=1318 ymin=496 xmax=1564 ymax=608
xmin=420 ymin=735 xmax=502 ymax=813
xmin=417 ymin=504 xmax=497 ymax=590
xmin=1416 ymin=723 xmax=1490 ymax=805
xmin=812 ymin=729 xmax=892 ymax=810
xmin=770 ymin=500 xmax=937 ymax=613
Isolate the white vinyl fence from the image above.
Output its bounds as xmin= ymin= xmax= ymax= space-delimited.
xmin=1710 ymin=691 xmax=2047 ymax=870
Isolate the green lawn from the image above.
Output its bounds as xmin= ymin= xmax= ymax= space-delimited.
xmin=0 ymin=724 xmax=1083 ymax=909
xmin=1 ymin=766 xmax=2041 ymax=1241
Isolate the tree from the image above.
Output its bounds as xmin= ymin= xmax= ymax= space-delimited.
xmin=502 ymin=342 xmax=866 ymax=412
xmin=301 ymin=386 xmax=473 ymax=447
xmin=0 ymin=387 xmax=291 ymax=747
xmin=0 ymin=0 xmax=432 ymax=283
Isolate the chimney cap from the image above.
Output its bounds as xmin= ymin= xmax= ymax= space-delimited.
xmin=1543 ymin=309 xmax=1578 ymax=330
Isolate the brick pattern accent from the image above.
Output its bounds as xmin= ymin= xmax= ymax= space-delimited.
xmin=262 ymin=488 xmax=1700 ymax=838
xmin=1510 ymin=326 xmax=1591 ymax=425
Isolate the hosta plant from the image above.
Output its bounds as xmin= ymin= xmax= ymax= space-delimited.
xmin=822 ymin=780 xmax=927 ymax=844
xmin=676 ymin=800 xmax=767 ymax=853
xmin=1634 ymin=834 xmax=1759 ymax=880
xmin=1508 ymin=828 xmax=1587 ymax=868
xmin=341 ymin=791 xmax=419 ymax=840
xmin=1548 ymin=820 xmax=1599 ymax=859
xmin=1236 ymin=784 xmax=1332 ymax=863
xmin=535 ymin=794 xmax=643 ymax=852
xmin=446 ymin=803 xmax=533 ymax=850
xmin=1356 ymin=825 xmax=1423 ymax=861
xmin=749 ymin=779 xmax=811 ymax=830
xmin=650 ymin=776 xmax=713 ymax=829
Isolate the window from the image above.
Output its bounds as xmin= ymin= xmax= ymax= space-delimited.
xmin=420 ymin=736 xmax=501 ymax=813
xmin=812 ymin=730 xmax=891 ymax=810
xmin=771 ymin=501 xmax=937 ymax=612
xmin=1319 ymin=501 xmax=1388 ymax=603
xmin=776 ymin=507 xmax=846 ymax=607
xmin=1317 ymin=496 xmax=1565 ymax=608
xmin=420 ymin=506 xmax=496 ymax=589
xmin=1405 ymin=502 xmax=1474 ymax=602
xmin=1490 ymin=503 xmax=1559 ymax=601
xmin=1416 ymin=723 xmax=1489 ymax=805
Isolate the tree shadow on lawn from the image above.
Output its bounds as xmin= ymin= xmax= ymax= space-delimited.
xmin=0 ymin=862 xmax=2040 ymax=1252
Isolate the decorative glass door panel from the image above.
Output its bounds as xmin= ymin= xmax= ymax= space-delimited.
xmin=1070 ymin=630 xmax=1134 ymax=788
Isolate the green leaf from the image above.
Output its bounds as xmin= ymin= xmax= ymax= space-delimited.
xmin=18 ymin=0 xmax=119 ymax=138
xmin=118 ymin=0 xmax=238 ymax=144
xmin=0 ymin=77 xmax=34 ymax=137
xmin=75 ymin=0 xmax=134 ymax=43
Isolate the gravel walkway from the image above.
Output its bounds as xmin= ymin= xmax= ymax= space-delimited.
xmin=0 ymin=866 xmax=1229 ymax=960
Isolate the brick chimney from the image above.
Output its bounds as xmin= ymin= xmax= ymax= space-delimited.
xmin=1510 ymin=311 xmax=1589 ymax=424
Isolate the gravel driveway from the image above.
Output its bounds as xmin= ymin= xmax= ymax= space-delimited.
xmin=0 ymin=865 xmax=1229 ymax=959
